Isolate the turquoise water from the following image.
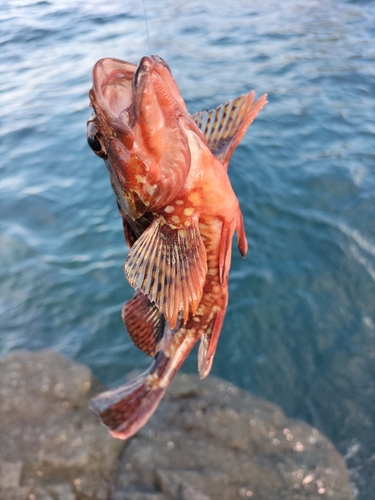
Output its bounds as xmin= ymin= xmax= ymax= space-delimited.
xmin=1 ymin=1 xmax=374 ymax=497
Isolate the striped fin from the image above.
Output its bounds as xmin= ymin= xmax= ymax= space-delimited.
xmin=89 ymin=363 xmax=167 ymax=440
xmin=192 ymin=91 xmax=267 ymax=169
xmin=124 ymin=217 xmax=207 ymax=329
xmin=122 ymin=291 xmax=162 ymax=356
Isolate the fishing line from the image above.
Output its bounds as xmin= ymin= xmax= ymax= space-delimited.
xmin=142 ymin=0 xmax=151 ymax=54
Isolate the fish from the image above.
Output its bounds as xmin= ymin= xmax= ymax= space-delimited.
xmin=86 ymin=55 xmax=267 ymax=439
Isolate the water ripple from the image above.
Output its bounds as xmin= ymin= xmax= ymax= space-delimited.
xmin=1 ymin=0 xmax=375 ymax=497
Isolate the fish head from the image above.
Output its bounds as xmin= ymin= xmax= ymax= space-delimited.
xmin=87 ymin=56 xmax=191 ymax=219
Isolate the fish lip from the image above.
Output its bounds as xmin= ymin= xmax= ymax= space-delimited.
xmin=132 ymin=55 xmax=163 ymax=94
xmin=131 ymin=57 xmax=154 ymax=119
xmin=133 ymin=55 xmax=171 ymax=88
xmin=132 ymin=55 xmax=175 ymax=121
xmin=132 ymin=59 xmax=150 ymax=99
xmin=134 ymin=55 xmax=188 ymax=117
xmin=151 ymin=55 xmax=171 ymax=72
xmin=91 ymin=57 xmax=136 ymax=135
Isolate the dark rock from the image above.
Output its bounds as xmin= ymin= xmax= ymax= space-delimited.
xmin=0 ymin=351 xmax=355 ymax=500
xmin=0 ymin=350 xmax=123 ymax=500
xmin=0 ymin=461 xmax=23 ymax=489
xmin=114 ymin=374 xmax=355 ymax=500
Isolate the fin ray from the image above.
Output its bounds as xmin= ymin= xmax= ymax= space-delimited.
xmin=192 ymin=92 xmax=267 ymax=169
xmin=122 ymin=291 xmax=162 ymax=356
xmin=198 ymin=309 xmax=226 ymax=379
xmin=89 ymin=368 xmax=166 ymax=440
xmin=124 ymin=218 xmax=207 ymax=329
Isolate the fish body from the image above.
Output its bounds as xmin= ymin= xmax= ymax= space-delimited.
xmin=87 ymin=56 xmax=267 ymax=439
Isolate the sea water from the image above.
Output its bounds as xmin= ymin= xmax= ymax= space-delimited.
xmin=1 ymin=1 xmax=374 ymax=497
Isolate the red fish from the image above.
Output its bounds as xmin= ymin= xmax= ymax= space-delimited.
xmin=87 ymin=56 xmax=267 ymax=439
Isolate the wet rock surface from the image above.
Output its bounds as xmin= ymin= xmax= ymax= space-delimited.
xmin=0 ymin=351 xmax=354 ymax=500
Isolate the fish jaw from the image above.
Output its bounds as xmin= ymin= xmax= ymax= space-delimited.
xmin=130 ymin=55 xmax=192 ymax=211
xmin=90 ymin=58 xmax=136 ymax=142
xmin=88 ymin=58 xmax=147 ymax=219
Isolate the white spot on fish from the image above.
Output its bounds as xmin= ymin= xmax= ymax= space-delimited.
xmin=184 ymin=207 xmax=194 ymax=216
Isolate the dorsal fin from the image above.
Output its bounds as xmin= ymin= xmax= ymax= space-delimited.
xmin=122 ymin=291 xmax=162 ymax=356
xmin=192 ymin=92 xmax=267 ymax=170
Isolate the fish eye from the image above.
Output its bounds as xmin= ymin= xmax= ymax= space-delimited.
xmin=87 ymin=133 xmax=106 ymax=158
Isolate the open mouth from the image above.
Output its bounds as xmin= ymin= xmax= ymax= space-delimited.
xmin=92 ymin=58 xmax=136 ymax=127
xmin=91 ymin=56 xmax=187 ymax=132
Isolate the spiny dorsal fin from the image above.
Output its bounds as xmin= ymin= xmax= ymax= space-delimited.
xmin=192 ymin=92 xmax=267 ymax=170
xmin=124 ymin=217 xmax=207 ymax=329
xmin=122 ymin=291 xmax=162 ymax=356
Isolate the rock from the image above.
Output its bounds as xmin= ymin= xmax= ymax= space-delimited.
xmin=0 ymin=461 xmax=23 ymax=489
xmin=0 ymin=350 xmax=123 ymax=500
xmin=114 ymin=374 xmax=355 ymax=500
xmin=0 ymin=351 xmax=354 ymax=500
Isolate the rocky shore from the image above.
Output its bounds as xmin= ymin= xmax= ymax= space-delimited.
xmin=0 ymin=350 xmax=355 ymax=500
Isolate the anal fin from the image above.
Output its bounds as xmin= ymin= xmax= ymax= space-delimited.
xmin=122 ymin=291 xmax=162 ymax=356
xmin=124 ymin=217 xmax=207 ymax=329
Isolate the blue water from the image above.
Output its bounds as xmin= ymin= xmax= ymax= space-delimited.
xmin=1 ymin=1 xmax=374 ymax=496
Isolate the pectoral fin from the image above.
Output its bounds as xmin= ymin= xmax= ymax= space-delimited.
xmin=192 ymin=92 xmax=267 ymax=170
xmin=124 ymin=218 xmax=207 ymax=329
xmin=122 ymin=291 xmax=162 ymax=356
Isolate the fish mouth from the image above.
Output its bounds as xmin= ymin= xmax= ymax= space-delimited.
xmin=91 ymin=58 xmax=137 ymax=133
xmin=91 ymin=56 xmax=187 ymax=134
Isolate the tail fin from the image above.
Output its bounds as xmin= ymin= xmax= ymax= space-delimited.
xmin=90 ymin=323 xmax=198 ymax=439
xmin=89 ymin=369 xmax=166 ymax=440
